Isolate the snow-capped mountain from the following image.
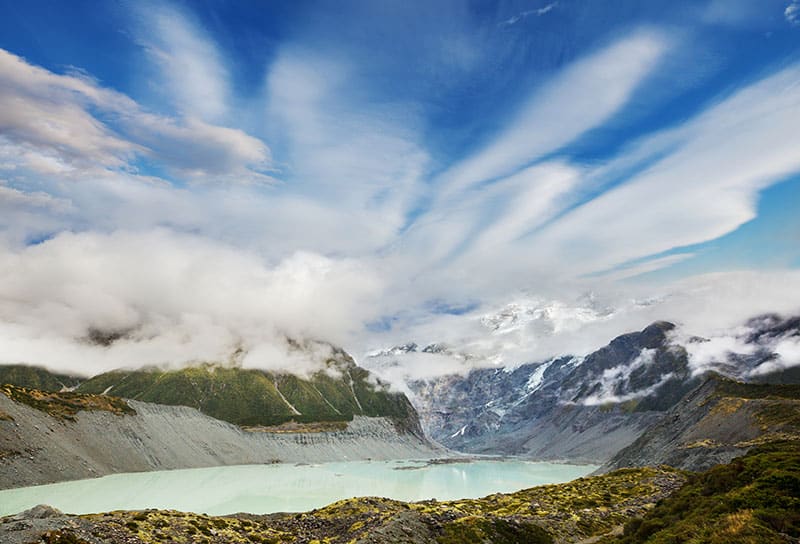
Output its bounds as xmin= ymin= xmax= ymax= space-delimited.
xmin=366 ymin=315 xmax=800 ymax=463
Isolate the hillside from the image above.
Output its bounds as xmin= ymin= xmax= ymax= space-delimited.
xmin=0 ymin=348 xmax=421 ymax=432
xmin=606 ymin=440 xmax=800 ymax=543
xmin=0 ymin=385 xmax=440 ymax=489
xmin=601 ymin=375 xmax=800 ymax=473
xmin=0 ymin=365 xmax=81 ymax=392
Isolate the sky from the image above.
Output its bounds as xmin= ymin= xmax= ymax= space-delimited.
xmin=0 ymin=0 xmax=799 ymax=377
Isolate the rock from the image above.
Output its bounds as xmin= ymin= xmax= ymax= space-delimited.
xmin=19 ymin=504 xmax=63 ymax=519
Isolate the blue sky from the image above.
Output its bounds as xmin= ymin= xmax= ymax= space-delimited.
xmin=0 ymin=0 xmax=799 ymax=373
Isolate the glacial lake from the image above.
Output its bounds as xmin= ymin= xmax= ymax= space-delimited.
xmin=0 ymin=459 xmax=596 ymax=517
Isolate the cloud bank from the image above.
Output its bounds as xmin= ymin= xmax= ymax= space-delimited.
xmin=0 ymin=231 xmax=380 ymax=376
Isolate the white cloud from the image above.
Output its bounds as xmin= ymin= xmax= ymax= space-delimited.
xmin=787 ymin=1 xmax=800 ymax=25
xmin=358 ymin=270 xmax=800 ymax=381
xmin=501 ymin=2 xmax=559 ymax=26
xmin=0 ymin=230 xmax=381 ymax=376
xmin=0 ymin=48 xmax=271 ymax=184
xmin=525 ymin=61 xmax=800 ymax=277
xmin=136 ymin=4 xmax=230 ymax=121
xmin=436 ymin=30 xmax=668 ymax=200
xmin=265 ymin=50 xmax=428 ymax=237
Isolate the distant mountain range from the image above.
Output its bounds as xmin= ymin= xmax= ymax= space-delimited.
xmin=367 ymin=314 xmax=800 ymax=463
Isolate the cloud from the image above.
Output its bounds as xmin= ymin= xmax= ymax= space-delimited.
xmin=265 ymin=50 xmax=428 ymax=235
xmin=0 ymin=50 xmax=138 ymax=172
xmin=435 ymin=30 xmax=668 ymax=200
xmin=500 ymin=2 xmax=559 ymax=26
xmin=0 ymin=230 xmax=381 ymax=376
xmin=134 ymin=3 xmax=230 ymax=121
xmin=787 ymin=1 xmax=800 ymax=25
xmin=523 ymin=61 xmax=800 ymax=277
xmin=0 ymin=48 xmax=271 ymax=184
xmin=1 ymin=5 xmax=799 ymax=386
xmin=359 ymin=270 xmax=800 ymax=381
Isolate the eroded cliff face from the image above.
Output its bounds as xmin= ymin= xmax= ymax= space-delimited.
xmin=0 ymin=389 xmax=442 ymax=490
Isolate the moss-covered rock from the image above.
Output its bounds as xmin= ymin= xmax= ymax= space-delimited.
xmin=0 ymin=383 xmax=135 ymax=420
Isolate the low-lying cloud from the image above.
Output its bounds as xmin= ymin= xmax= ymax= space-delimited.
xmin=0 ymin=230 xmax=381 ymax=376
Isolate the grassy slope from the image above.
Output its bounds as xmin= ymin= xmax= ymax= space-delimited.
xmin=76 ymin=359 xmax=417 ymax=428
xmin=0 ymin=364 xmax=82 ymax=392
xmin=602 ymin=375 xmax=800 ymax=473
xmin=607 ymin=440 xmax=800 ymax=544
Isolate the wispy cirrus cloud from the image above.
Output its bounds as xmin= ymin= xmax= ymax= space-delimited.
xmin=133 ymin=3 xmax=231 ymax=122
xmin=500 ymin=2 xmax=559 ymax=27
xmin=526 ymin=61 xmax=800 ymax=277
xmin=435 ymin=30 xmax=668 ymax=202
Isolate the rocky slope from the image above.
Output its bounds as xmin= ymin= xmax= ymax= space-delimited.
xmin=403 ymin=322 xmax=696 ymax=463
xmin=600 ymin=376 xmax=800 ymax=473
xmin=0 ymin=385 xmax=441 ymax=489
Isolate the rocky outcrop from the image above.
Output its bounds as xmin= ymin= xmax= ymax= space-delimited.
xmin=600 ymin=376 xmax=800 ymax=472
xmin=0 ymin=390 xmax=442 ymax=490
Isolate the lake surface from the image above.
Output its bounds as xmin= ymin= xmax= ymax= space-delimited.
xmin=0 ymin=459 xmax=596 ymax=517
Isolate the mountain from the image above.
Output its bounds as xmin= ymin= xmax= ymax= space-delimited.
xmin=600 ymin=375 xmax=800 ymax=472
xmin=75 ymin=353 xmax=419 ymax=432
xmin=374 ymin=315 xmax=800 ymax=463
xmin=0 ymin=345 xmax=435 ymax=488
xmin=0 ymin=347 xmax=420 ymax=433
xmin=0 ymin=364 xmax=81 ymax=392
xmin=403 ymin=322 xmax=697 ymax=462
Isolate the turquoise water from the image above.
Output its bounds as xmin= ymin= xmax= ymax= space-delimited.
xmin=0 ymin=459 xmax=596 ymax=516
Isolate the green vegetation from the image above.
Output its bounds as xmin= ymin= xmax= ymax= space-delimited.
xmin=82 ymin=510 xmax=289 ymax=543
xmin=66 ymin=467 xmax=681 ymax=544
xmin=437 ymin=517 xmax=553 ymax=544
xmin=714 ymin=377 xmax=800 ymax=401
xmin=609 ymin=440 xmax=800 ymax=544
xmin=76 ymin=356 xmax=417 ymax=428
xmin=0 ymin=364 xmax=81 ymax=391
xmin=0 ymin=383 xmax=135 ymax=420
